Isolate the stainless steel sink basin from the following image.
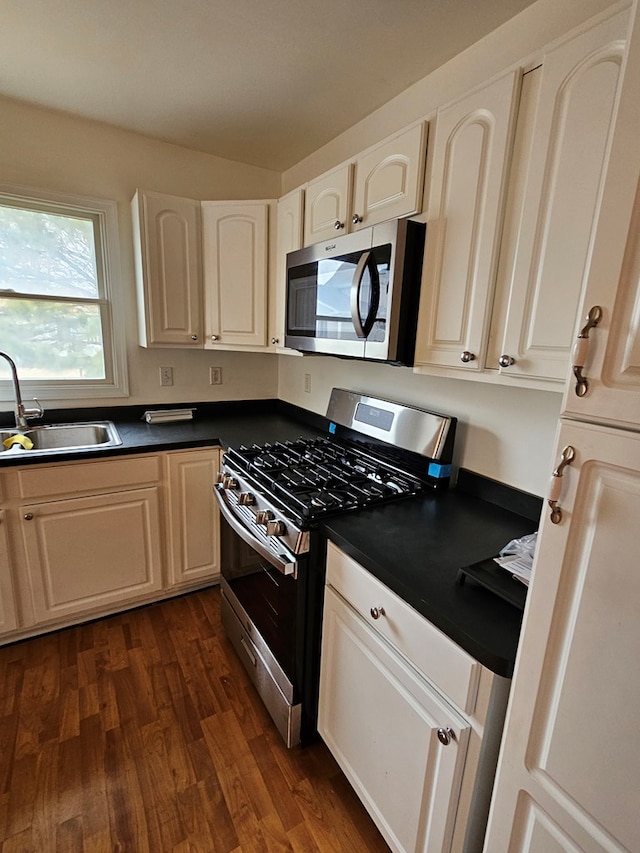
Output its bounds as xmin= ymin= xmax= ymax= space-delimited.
xmin=0 ymin=421 xmax=122 ymax=455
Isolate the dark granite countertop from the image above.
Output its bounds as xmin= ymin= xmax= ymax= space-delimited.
xmin=0 ymin=399 xmax=540 ymax=677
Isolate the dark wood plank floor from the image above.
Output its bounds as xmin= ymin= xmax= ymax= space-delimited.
xmin=0 ymin=588 xmax=389 ymax=852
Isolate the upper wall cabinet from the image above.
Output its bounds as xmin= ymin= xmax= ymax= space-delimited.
xmin=303 ymin=123 xmax=427 ymax=245
xmin=201 ymin=201 xmax=270 ymax=350
xmin=414 ymin=70 xmax=522 ymax=372
xmin=132 ymin=190 xmax=203 ymax=348
xmin=491 ymin=9 xmax=628 ymax=384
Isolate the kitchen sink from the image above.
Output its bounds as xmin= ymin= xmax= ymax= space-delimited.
xmin=0 ymin=421 xmax=122 ymax=455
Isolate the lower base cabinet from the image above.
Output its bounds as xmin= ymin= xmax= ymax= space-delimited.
xmin=319 ymin=585 xmax=470 ymax=852
xmin=0 ymin=447 xmax=221 ymax=643
xmin=318 ymin=543 xmax=510 ymax=853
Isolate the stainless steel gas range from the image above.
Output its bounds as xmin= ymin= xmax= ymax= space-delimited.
xmin=214 ymin=388 xmax=456 ymax=746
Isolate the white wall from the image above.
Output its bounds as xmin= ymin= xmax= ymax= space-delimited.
xmin=0 ymin=94 xmax=281 ymax=409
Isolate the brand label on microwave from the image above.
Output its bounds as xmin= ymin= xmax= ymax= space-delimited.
xmin=324 ymin=243 xmax=336 ymax=252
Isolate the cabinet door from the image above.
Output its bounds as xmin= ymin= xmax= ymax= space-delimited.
xmin=497 ymin=11 xmax=628 ymax=382
xmin=166 ymin=449 xmax=220 ymax=587
xmin=21 ymin=488 xmax=163 ymax=623
xmin=303 ymin=164 xmax=353 ymax=245
xmin=272 ymin=188 xmax=304 ymax=351
xmin=132 ymin=189 xmax=203 ymax=347
xmin=561 ymin=10 xmax=640 ymax=431
xmin=415 ymin=70 xmax=521 ymax=371
xmin=202 ymin=201 xmax=269 ymax=348
xmin=319 ymin=587 xmax=470 ymax=853
xmin=0 ymin=510 xmax=18 ymax=635
xmin=351 ymin=123 xmax=426 ymax=231
xmin=485 ymin=420 xmax=640 ymax=853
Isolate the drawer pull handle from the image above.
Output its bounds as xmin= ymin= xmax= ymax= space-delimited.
xmin=437 ymin=727 xmax=455 ymax=746
xmin=370 ymin=606 xmax=385 ymax=620
xmin=23 ymin=513 xmax=34 ymax=521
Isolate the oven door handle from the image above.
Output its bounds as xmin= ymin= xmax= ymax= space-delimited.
xmin=214 ymin=486 xmax=298 ymax=577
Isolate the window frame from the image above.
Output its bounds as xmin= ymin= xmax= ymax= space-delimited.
xmin=0 ymin=183 xmax=128 ymax=401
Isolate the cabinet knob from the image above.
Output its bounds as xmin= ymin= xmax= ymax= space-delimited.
xmin=271 ymin=337 xmax=279 ymax=345
xmin=352 ymin=214 xmax=363 ymax=225
xmin=370 ymin=606 xmax=385 ymax=620
xmin=23 ymin=513 xmax=34 ymax=521
xmin=498 ymin=354 xmax=515 ymax=368
xmin=460 ymin=351 xmax=475 ymax=363
xmin=211 ymin=334 xmax=219 ymax=342
xmin=333 ymin=220 xmax=345 ymax=231
xmin=191 ymin=334 xmax=198 ymax=341
xmin=437 ymin=727 xmax=454 ymax=746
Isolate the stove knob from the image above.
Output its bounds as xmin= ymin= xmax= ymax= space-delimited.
xmin=238 ymin=492 xmax=255 ymax=506
xmin=255 ymin=510 xmax=273 ymax=526
xmin=266 ymin=519 xmax=287 ymax=536
xmin=222 ymin=475 xmax=238 ymax=490
xmin=215 ymin=472 xmax=225 ymax=484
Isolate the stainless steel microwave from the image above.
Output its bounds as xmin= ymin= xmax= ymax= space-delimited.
xmin=285 ymin=218 xmax=426 ymax=364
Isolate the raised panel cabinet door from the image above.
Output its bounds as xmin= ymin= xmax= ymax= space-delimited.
xmin=484 ymin=420 xmax=640 ymax=853
xmin=561 ymin=7 xmax=640 ymax=432
xmin=351 ymin=122 xmax=426 ymax=230
xmin=319 ymin=587 xmax=470 ymax=853
xmin=273 ymin=188 xmax=304 ymax=350
xmin=415 ymin=70 xmax=521 ymax=371
xmin=132 ymin=189 xmax=203 ymax=347
xmin=0 ymin=510 xmax=18 ymax=635
xmin=202 ymin=201 xmax=269 ymax=348
xmin=21 ymin=488 xmax=164 ymax=623
xmin=303 ymin=163 xmax=353 ymax=245
xmin=166 ymin=449 xmax=220 ymax=587
xmin=498 ymin=10 xmax=628 ymax=382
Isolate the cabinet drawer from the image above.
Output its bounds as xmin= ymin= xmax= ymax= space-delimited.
xmin=326 ymin=542 xmax=480 ymax=713
xmin=16 ymin=455 xmax=162 ymax=500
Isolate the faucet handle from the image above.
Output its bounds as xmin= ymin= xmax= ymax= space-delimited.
xmin=23 ymin=398 xmax=44 ymax=422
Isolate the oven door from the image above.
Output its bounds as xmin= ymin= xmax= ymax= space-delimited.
xmin=214 ymin=487 xmax=305 ymax=746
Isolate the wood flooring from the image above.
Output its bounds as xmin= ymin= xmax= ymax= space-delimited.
xmin=0 ymin=587 xmax=389 ymax=852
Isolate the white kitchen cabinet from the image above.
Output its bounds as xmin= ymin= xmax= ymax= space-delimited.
xmin=490 ymin=10 xmax=628 ymax=383
xmin=165 ymin=448 xmax=220 ymax=587
xmin=304 ymin=163 xmax=353 ymax=245
xmin=132 ymin=189 xmax=203 ymax=347
xmin=21 ymin=487 xmax=163 ymax=623
xmin=485 ymin=4 xmax=640 ymax=850
xmin=0 ymin=510 xmax=18 ymax=635
xmin=319 ymin=543 xmax=509 ymax=853
xmin=303 ymin=123 xmax=426 ymax=245
xmin=351 ymin=122 xmax=427 ymax=231
xmin=202 ymin=200 xmax=270 ymax=349
xmin=485 ymin=420 xmax=640 ymax=853
xmin=414 ymin=70 xmax=521 ymax=372
xmin=272 ymin=187 xmax=304 ymax=353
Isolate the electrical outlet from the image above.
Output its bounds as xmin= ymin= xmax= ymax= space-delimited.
xmin=159 ymin=366 xmax=173 ymax=387
xmin=304 ymin=373 xmax=311 ymax=393
xmin=209 ymin=366 xmax=222 ymax=385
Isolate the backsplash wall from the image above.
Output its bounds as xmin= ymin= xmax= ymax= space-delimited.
xmin=277 ymin=354 xmax=562 ymax=497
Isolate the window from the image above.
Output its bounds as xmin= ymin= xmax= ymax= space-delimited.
xmin=0 ymin=185 xmax=128 ymax=400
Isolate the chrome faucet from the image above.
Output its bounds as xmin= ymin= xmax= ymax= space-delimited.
xmin=0 ymin=351 xmax=44 ymax=429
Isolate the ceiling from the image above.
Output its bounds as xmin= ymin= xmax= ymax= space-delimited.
xmin=0 ymin=0 xmax=538 ymax=172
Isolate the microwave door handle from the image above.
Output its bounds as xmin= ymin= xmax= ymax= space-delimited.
xmin=350 ymin=251 xmax=380 ymax=338
xmin=214 ymin=486 xmax=297 ymax=577
xmin=350 ymin=251 xmax=371 ymax=338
